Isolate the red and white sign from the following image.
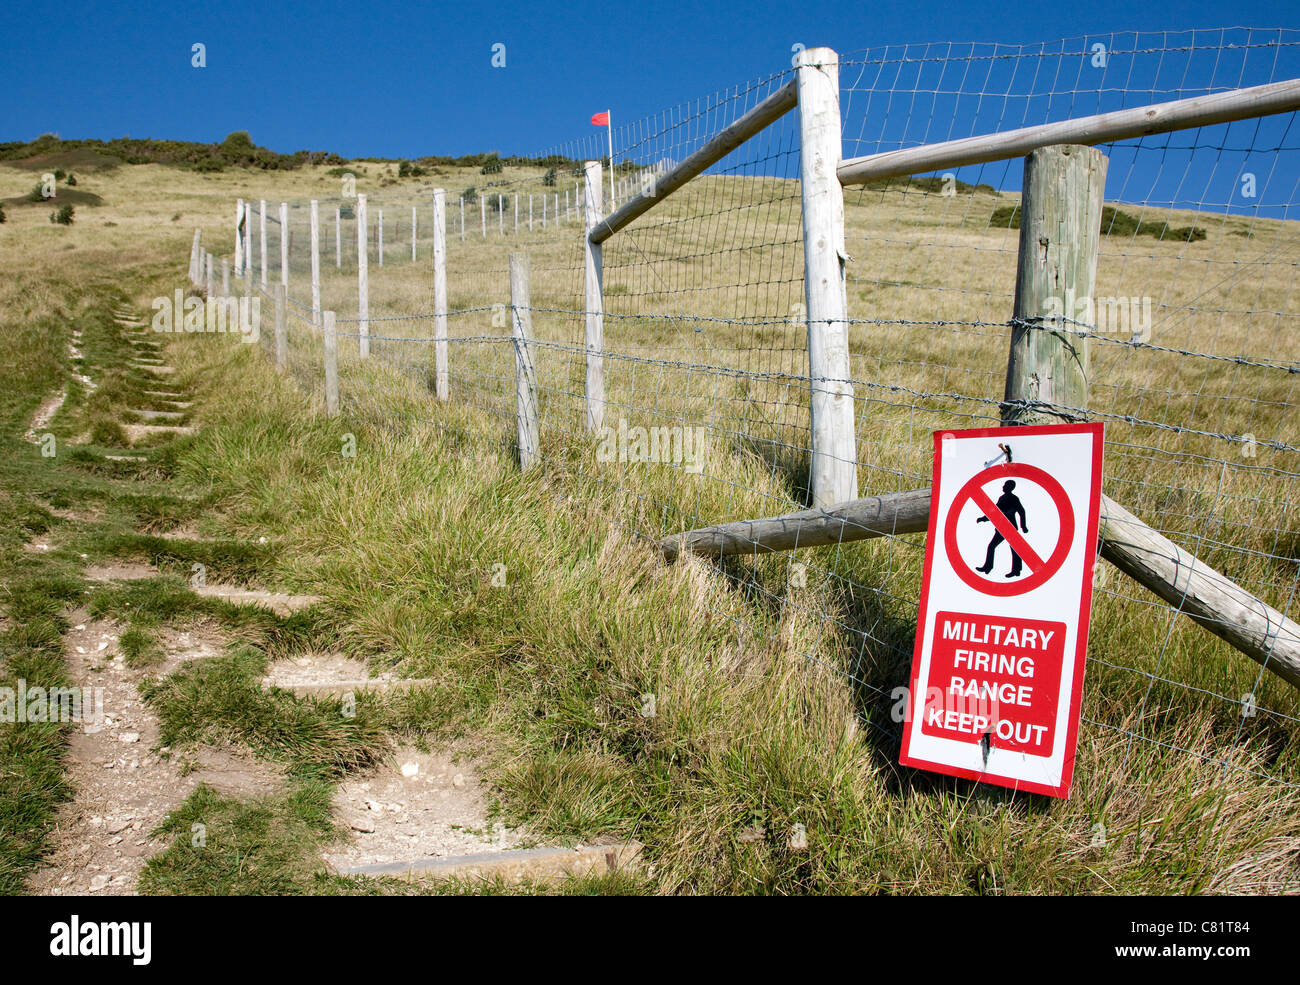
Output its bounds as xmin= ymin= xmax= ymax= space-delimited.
xmin=899 ymin=422 xmax=1104 ymax=798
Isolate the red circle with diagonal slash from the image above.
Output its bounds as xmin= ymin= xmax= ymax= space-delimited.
xmin=943 ymin=463 xmax=1075 ymax=597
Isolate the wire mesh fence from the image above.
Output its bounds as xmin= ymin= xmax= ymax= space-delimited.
xmin=219 ymin=28 xmax=1300 ymax=794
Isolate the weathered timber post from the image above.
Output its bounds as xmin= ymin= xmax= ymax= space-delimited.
xmin=235 ymin=199 xmax=245 ymax=276
xmin=310 ymin=199 xmax=321 ymax=328
xmin=583 ymin=160 xmax=605 ymax=433
xmin=259 ymin=200 xmax=268 ymax=285
xmin=189 ymin=228 xmax=202 ymax=284
xmin=357 ymin=194 xmax=370 ymax=358
xmin=274 ymin=282 xmax=287 ymax=374
xmin=222 ymin=257 xmax=230 ymax=296
xmin=796 ymin=46 xmax=857 ymax=507
xmin=1002 ymin=144 xmax=1108 ymax=426
xmin=432 ymin=188 xmax=449 ymax=401
xmin=279 ymin=202 xmax=290 ymax=288
xmin=510 ymin=252 xmax=540 ymax=469
xmin=323 ymin=309 xmax=339 ymax=416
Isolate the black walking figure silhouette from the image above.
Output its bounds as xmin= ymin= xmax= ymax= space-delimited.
xmin=975 ymin=480 xmax=1029 ymax=578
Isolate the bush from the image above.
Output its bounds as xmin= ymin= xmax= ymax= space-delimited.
xmin=989 ymin=203 xmax=1207 ymax=242
xmin=0 ymin=204 xmax=6 ymax=224
xmin=50 ymin=204 xmax=74 ymax=225
xmin=480 ymin=155 xmax=503 ymax=175
xmin=460 ymin=186 xmax=478 ymax=203
xmin=339 ymin=204 xmax=355 ymax=219
xmin=65 ymin=174 xmax=77 ymax=186
xmin=488 ymin=193 xmax=509 ymax=213
xmin=26 ymin=183 xmax=47 ymax=203
xmin=543 ymin=167 xmax=557 ymax=187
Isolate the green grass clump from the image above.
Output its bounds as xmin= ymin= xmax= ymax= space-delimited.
xmin=140 ymin=645 xmax=392 ymax=782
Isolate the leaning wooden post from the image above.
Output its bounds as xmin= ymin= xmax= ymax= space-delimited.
xmin=274 ymin=282 xmax=287 ymax=374
xmin=221 ymin=257 xmax=230 ymax=297
xmin=583 ymin=160 xmax=605 ymax=432
xmin=432 ymin=189 xmax=449 ymax=401
xmin=323 ymin=310 xmax=339 ymax=417
xmin=279 ymin=202 xmax=289 ymax=288
xmin=259 ymin=200 xmax=268 ymax=286
xmin=796 ymin=46 xmax=857 ymax=507
xmin=189 ymin=228 xmax=202 ymax=284
xmin=235 ymin=199 xmax=245 ymax=276
xmin=510 ymin=252 xmax=540 ymax=469
xmin=310 ymin=200 xmax=322 ymax=328
xmin=356 ymin=194 xmax=370 ymax=358
xmin=1002 ymin=144 xmax=1108 ymax=426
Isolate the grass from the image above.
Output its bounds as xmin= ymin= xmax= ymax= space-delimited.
xmin=0 ymin=149 xmax=1297 ymax=895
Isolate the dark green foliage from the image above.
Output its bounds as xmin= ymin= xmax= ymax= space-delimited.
xmin=990 ymin=203 xmax=1208 ymax=242
xmin=50 ymin=204 xmax=75 ymax=225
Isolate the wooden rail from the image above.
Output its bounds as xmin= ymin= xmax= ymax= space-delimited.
xmin=658 ymin=489 xmax=1300 ymax=690
xmin=587 ymin=79 xmax=797 ymax=245
xmin=838 ymin=78 xmax=1300 ymax=185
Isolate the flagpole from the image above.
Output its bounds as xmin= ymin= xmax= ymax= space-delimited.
xmin=607 ymin=109 xmax=615 ymax=210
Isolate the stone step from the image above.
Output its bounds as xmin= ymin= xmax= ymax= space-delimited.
xmin=335 ymin=841 xmax=644 ymax=884
xmin=270 ymin=678 xmax=438 ymax=698
xmin=129 ymin=408 xmax=185 ymax=421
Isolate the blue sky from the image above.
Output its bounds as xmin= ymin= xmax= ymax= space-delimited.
xmin=2 ymin=0 xmax=1297 ymax=159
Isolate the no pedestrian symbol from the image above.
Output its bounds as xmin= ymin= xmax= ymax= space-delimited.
xmin=943 ymin=462 xmax=1075 ymax=597
xmin=900 ymin=422 xmax=1104 ymax=799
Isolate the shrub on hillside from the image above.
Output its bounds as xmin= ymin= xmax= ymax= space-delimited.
xmin=50 ymin=204 xmax=75 ymax=225
xmin=990 ymin=203 xmax=1207 ymax=242
xmin=460 ymin=186 xmax=478 ymax=203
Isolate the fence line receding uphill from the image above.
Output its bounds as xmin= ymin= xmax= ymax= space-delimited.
xmin=189 ymin=27 xmax=1300 ymax=792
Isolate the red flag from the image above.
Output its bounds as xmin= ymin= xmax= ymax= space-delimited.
xmin=591 ymin=111 xmax=610 ymax=126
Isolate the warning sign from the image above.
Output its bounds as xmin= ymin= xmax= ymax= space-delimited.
xmin=899 ymin=422 xmax=1104 ymax=798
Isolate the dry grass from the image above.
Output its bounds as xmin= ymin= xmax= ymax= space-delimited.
xmin=2 ymin=152 xmax=1299 ymax=894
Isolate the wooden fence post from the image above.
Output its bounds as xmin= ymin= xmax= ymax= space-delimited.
xmin=275 ymin=282 xmax=287 ymax=374
xmin=1002 ymin=144 xmax=1108 ymax=426
xmin=279 ymin=202 xmax=289 ymax=288
xmin=235 ymin=199 xmax=245 ymax=276
xmin=498 ymin=194 xmax=504 ymax=235
xmin=411 ymin=205 xmax=417 ymax=261
xmin=205 ymin=252 xmax=215 ymax=298
xmin=323 ymin=310 xmax=339 ymax=416
xmin=460 ymin=197 xmax=465 ymax=241
xmin=378 ymin=209 xmax=384 ymax=267
xmin=583 ymin=161 xmax=605 ymax=433
xmin=480 ymin=197 xmax=486 ymax=238
xmin=529 ymin=195 xmax=533 ymax=231
xmin=189 ymin=229 xmax=201 ymax=284
xmin=433 ymin=189 xmax=448 ymax=401
xmin=310 ymin=199 xmax=321 ymax=328
xmin=222 ymin=257 xmax=230 ymax=296
xmin=259 ymin=200 xmax=268 ymax=286
xmin=796 ymin=46 xmax=857 ymax=508
xmin=357 ymin=194 xmax=370 ymax=358
xmin=510 ymin=252 xmax=540 ymax=469
xmin=335 ymin=207 xmax=342 ymax=268
xmin=514 ymin=194 xmax=518 ymax=235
